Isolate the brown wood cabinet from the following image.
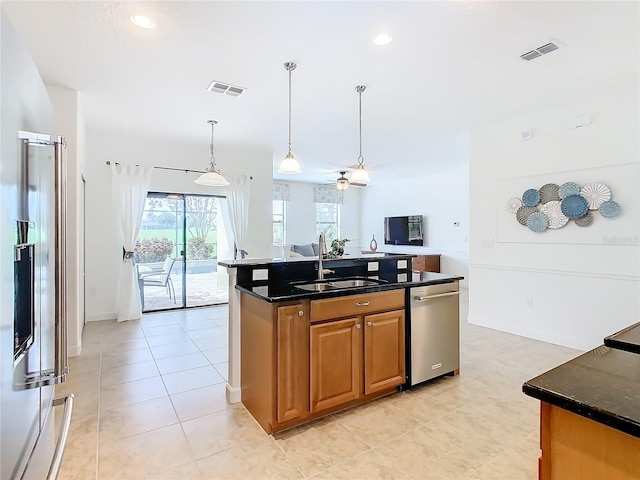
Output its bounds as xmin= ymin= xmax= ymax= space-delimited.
xmin=241 ymin=288 xmax=406 ymax=434
xmin=412 ymin=254 xmax=440 ymax=273
xmin=539 ymin=402 xmax=640 ymax=480
xmin=310 ymin=289 xmax=405 ymax=414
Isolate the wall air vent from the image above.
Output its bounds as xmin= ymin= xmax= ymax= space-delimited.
xmin=520 ymin=41 xmax=560 ymax=61
xmin=207 ymin=80 xmax=246 ymax=97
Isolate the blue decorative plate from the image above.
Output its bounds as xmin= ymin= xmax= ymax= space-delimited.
xmin=526 ymin=211 xmax=549 ymax=233
xmin=599 ymin=200 xmax=621 ymax=218
xmin=558 ymin=182 xmax=580 ymax=199
xmin=561 ymin=195 xmax=589 ymax=219
xmin=522 ymin=188 xmax=541 ymax=207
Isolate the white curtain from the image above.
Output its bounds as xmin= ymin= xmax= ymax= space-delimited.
xmin=111 ymin=163 xmax=153 ymax=321
xmin=224 ymin=174 xmax=251 ymax=259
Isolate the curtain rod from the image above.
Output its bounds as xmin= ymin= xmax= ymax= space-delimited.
xmin=105 ymin=161 xmax=205 ymax=174
xmin=105 ymin=161 xmax=253 ymax=180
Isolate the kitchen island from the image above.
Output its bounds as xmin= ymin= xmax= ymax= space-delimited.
xmin=523 ymin=329 xmax=640 ymax=479
xmin=219 ymin=255 xmax=463 ymax=433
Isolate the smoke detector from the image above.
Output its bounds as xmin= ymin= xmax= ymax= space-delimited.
xmin=520 ymin=41 xmax=560 ymax=61
xmin=207 ymin=81 xmax=246 ymax=97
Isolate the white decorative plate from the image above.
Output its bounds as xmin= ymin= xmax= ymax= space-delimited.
xmin=558 ymin=182 xmax=580 ymax=199
xmin=539 ymin=184 xmax=560 ymax=204
xmin=507 ymin=197 xmax=523 ymax=213
xmin=541 ymin=201 xmax=569 ymax=229
xmin=580 ymin=183 xmax=611 ymax=210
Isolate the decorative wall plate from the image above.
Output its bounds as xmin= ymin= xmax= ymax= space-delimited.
xmin=575 ymin=212 xmax=593 ymax=227
xmin=522 ymin=188 xmax=541 ymax=207
xmin=599 ymin=200 xmax=621 ymax=218
xmin=539 ymin=183 xmax=560 ymax=203
xmin=580 ymin=183 xmax=611 ymax=210
xmin=507 ymin=197 xmax=523 ymax=213
xmin=526 ymin=211 xmax=549 ymax=233
xmin=516 ymin=206 xmax=538 ymax=225
xmin=558 ymin=182 xmax=580 ymax=199
xmin=561 ymin=195 xmax=589 ymax=219
xmin=540 ymin=201 xmax=569 ymax=229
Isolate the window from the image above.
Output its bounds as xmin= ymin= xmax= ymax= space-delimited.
xmin=273 ymin=200 xmax=286 ymax=246
xmin=315 ymin=203 xmax=340 ymax=241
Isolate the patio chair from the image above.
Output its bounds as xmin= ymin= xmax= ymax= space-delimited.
xmin=139 ymin=257 xmax=176 ymax=303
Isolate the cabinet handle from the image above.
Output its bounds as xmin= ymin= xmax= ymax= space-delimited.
xmin=355 ymin=324 xmax=361 ymax=329
xmin=355 ymin=301 xmax=370 ymax=307
xmin=367 ymin=321 xmax=373 ymax=327
xmin=298 ymin=310 xmax=303 ymax=316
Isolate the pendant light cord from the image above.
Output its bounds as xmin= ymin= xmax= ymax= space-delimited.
xmin=356 ymin=85 xmax=366 ymax=167
xmin=288 ymin=66 xmax=292 ymax=155
xmin=208 ymin=120 xmax=220 ymax=174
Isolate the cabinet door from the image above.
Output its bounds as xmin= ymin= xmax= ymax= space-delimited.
xmin=276 ymin=304 xmax=309 ymax=424
xmin=310 ymin=317 xmax=361 ymax=413
xmin=364 ymin=309 xmax=405 ymax=395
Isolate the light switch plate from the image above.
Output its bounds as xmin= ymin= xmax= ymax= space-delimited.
xmin=252 ymin=269 xmax=269 ymax=281
xmin=397 ymin=260 xmax=407 ymax=269
xmin=367 ymin=262 xmax=379 ymax=272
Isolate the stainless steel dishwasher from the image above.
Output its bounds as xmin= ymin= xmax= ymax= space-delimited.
xmin=407 ymin=281 xmax=460 ymax=387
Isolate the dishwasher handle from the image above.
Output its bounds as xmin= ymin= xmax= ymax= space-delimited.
xmin=413 ymin=291 xmax=460 ymax=301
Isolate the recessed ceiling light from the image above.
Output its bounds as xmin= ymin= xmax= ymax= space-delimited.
xmin=131 ymin=14 xmax=156 ymax=29
xmin=372 ymin=32 xmax=392 ymax=46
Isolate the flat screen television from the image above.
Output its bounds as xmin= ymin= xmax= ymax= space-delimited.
xmin=384 ymin=215 xmax=424 ymax=246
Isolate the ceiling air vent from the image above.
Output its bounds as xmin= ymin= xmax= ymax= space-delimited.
xmin=520 ymin=41 xmax=560 ymax=61
xmin=207 ymin=80 xmax=246 ymax=97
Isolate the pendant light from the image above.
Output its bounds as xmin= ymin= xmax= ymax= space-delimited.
xmin=336 ymin=171 xmax=349 ymax=190
xmin=278 ymin=61 xmax=302 ymax=174
xmin=194 ymin=120 xmax=230 ymax=187
xmin=350 ymin=85 xmax=371 ymax=184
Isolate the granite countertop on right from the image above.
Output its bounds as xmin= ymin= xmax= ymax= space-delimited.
xmin=605 ymin=321 xmax=640 ymax=354
xmin=523 ymin=344 xmax=640 ymax=439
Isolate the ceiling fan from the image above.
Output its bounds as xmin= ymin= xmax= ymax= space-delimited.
xmin=327 ymin=170 xmax=368 ymax=190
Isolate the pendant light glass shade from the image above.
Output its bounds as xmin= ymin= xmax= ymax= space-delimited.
xmin=278 ymin=62 xmax=301 ymax=174
xmin=350 ymin=85 xmax=370 ymax=184
xmin=195 ymin=120 xmax=230 ymax=187
xmin=336 ymin=171 xmax=349 ymax=190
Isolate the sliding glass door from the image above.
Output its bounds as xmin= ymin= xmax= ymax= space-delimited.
xmin=135 ymin=192 xmax=229 ymax=312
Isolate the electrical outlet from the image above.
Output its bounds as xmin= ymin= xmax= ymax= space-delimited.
xmin=252 ymin=269 xmax=269 ymax=281
xmin=397 ymin=260 xmax=407 ymax=269
xmin=367 ymin=262 xmax=379 ymax=272
xmin=481 ymin=239 xmax=495 ymax=248
xmin=526 ymin=297 xmax=534 ymax=308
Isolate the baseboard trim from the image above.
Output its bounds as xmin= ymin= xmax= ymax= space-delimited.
xmin=68 ymin=344 xmax=81 ymax=357
xmin=226 ymin=383 xmax=241 ymax=404
xmin=86 ymin=312 xmax=117 ymax=322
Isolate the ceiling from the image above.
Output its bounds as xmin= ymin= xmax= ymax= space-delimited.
xmin=4 ymin=1 xmax=639 ymax=184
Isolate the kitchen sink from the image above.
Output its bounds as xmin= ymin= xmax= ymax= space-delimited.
xmin=293 ymin=277 xmax=386 ymax=292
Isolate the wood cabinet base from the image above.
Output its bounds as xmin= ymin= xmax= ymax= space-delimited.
xmin=539 ymin=402 xmax=640 ymax=480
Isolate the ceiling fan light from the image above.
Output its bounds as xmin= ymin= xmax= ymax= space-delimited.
xmin=278 ymin=152 xmax=302 ymax=174
xmin=349 ymin=165 xmax=370 ymax=184
xmin=194 ymin=171 xmax=230 ymax=187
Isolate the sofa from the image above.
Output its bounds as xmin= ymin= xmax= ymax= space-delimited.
xmin=284 ymin=243 xmax=319 ymax=258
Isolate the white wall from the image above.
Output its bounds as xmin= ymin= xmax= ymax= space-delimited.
xmin=276 ymin=181 xmax=361 ymax=257
xmin=84 ymin=129 xmax=273 ymax=321
xmin=46 ymin=85 xmax=85 ymax=357
xmin=469 ymin=82 xmax=640 ymax=351
xmin=359 ymin=164 xmax=470 ymax=286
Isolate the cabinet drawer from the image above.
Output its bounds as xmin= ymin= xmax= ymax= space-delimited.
xmin=311 ymin=289 xmax=404 ymax=322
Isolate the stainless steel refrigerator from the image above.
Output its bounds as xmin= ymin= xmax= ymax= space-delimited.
xmin=0 ymin=130 xmax=73 ymax=479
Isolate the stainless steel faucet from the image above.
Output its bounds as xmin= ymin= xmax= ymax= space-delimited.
xmin=317 ymin=232 xmax=334 ymax=280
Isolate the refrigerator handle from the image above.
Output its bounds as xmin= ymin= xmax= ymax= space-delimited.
xmin=46 ymin=394 xmax=74 ymax=480
xmin=54 ymin=138 xmax=69 ymax=382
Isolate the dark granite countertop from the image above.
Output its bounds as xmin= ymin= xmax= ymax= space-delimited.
xmin=218 ymin=253 xmax=412 ymax=268
xmin=605 ymin=322 xmax=640 ymax=355
xmin=523 ymin=345 xmax=640 ymax=439
xmin=236 ymin=271 xmax=463 ymax=303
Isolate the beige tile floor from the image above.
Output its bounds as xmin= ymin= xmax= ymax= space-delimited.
xmin=55 ymin=290 xmax=580 ymax=479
